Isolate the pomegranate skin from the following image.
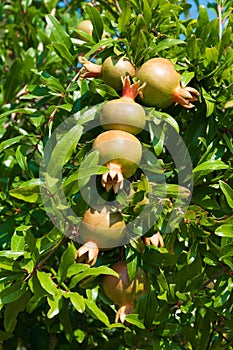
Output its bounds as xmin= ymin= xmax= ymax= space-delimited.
xmin=76 ymin=20 xmax=93 ymax=38
xmin=101 ymin=56 xmax=136 ymax=91
xmin=136 ymin=58 xmax=199 ymax=109
xmin=102 ymin=260 xmax=150 ymax=322
xmin=99 ymin=76 xmax=146 ymax=135
xmin=93 ymin=130 xmax=142 ymax=179
xmin=79 ymin=206 xmax=126 ymax=248
xmin=100 ymin=100 xmax=145 ymax=135
xmin=136 ymin=58 xmax=179 ymax=108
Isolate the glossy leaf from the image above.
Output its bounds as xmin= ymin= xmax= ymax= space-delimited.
xmin=85 ymin=299 xmax=110 ymax=327
xmin=37 ymin=271 xmax=58 ymax=296
xmin=219 ymin=180 xmax=233 ymax=209
xmin=215 ymin=225 xmax=233 ymax=237
xmin=86 ymin=5 xmax=104 ymax=42
xmin=9 ymin=179 xmax=42 ymax=203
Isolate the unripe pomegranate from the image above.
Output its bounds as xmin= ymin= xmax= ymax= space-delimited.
xmin=99 ymin=76 xmax=146 ymax=135
xmin=136 ymin=58 xmax=199 ymax=109
xmin=79 ymin=56 xmax=136 ymax=91
xmin=75 ymin=206 xmax=125 ymax=266
xmin=76 ymin=20 xmax=107 ymax=41
xmin=102 ymin=260 xmax=150 ymax=323
xmin=76 ymin=20 xmax=93 ymax=39
xmin=92 ymin=130 xmax=142 ymax=193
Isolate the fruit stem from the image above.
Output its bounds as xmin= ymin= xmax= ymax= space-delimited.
xmin=101 ymin=162 xmax=124 ymax=194
xmin=121 ymin=76 xmax=146 ymax=101
xmin=79 ymin=57 xmax=102 ymax=78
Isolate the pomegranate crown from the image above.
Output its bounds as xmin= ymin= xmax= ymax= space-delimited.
xmin=121 ymin=76 xmax=146 ymax=100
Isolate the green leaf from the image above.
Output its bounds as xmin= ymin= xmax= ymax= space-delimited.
xmin=40 ymin=71 xmax=66 ymax=93
xmin=11 ymin=230 xmax=25 ymax=252
xmin=152 ymin=38 xmax=185 ymax=54
xmin=0 ymin=108 xmax=37 ymax=121
xmin=193 ymin=160 xmax=229 ymax=173
xmin=0 ymin=283 xmax=27 ymax=306
xmin=4 ymin=290 xmax=31 ymax=333
xmin=45 ymin=14 xmax=74 ymax=54
xmin=125 ymin=314 xmax=146 ymax=329
xmin=59 ymin=300 xmax=73 ymax=342
xmin=66 ymin=292 xmax=85 ymax=313
xmin=219 ymin=180 xmax=233 ymax=209
xmin=3 ymin=58 xmax=23 ymax=103
xmin=69 ymin=266 xmax=118 ymax=289
xmin=219 ymin=27 xmax=232 ymax=59
xmin=47 ymin=291 xmax=63 ymax=318
xmin=15 ymin=145 xmax=28 ymax=171
xmin=126 ymin=247 xmax=138 ymax=281
xmin=0 ymin=135 xmax=26 ymax=153
xmin=48 ymin=42 xmax=75 ymax=66
xmin=118 ymin=3 xmax=131 ymax=34
xmin=86 ymin=5 xmax=104 ymax=42
xmin=58 ymin=243 xmax=76 ymax=282
xmin=157 ymin=268 xmax=169 ymax=293
xmin=0 ymin=256 xmax=22 ymax=271
xmin=9 ymin=179 xmax=42 ymax=203
xmin=37 ymin=271 xmax=58 ymax=296
xmin=44 ymin=124 xmax=83 ymax=192
xmin=142 ymin=0 xmax=152 ymax=23
xmin=215 ymin=225 xmax=233 ymax=238
xmin=67 ymin=263 xmax=90 ymax=278
xmin=85 ymin=299 xmax=110 ymax=326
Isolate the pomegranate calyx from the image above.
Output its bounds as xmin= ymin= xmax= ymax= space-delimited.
xmin=101 ymin=163 xmax=124 ymax=193
xmin=173 ymin=85 xmax=200 ymax=109
xmin=115 ymin=303 xmax=134 ymax=323
xmin=79 ymin=57 xmax=102 ymax=79
xmin=144 ymin=232 xmax=164 ymax=247
xmin=121 ymin=76 xmax=146 ymax=101
xmin=75 ymin=241 xmax=99 ymax=266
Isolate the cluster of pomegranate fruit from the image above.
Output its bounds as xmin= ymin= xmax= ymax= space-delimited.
xmin=75 ymin=48 xmax=199 ymax=323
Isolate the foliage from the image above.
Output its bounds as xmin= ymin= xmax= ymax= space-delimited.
xmin=0 ymin=0 xmax=233 ymax=349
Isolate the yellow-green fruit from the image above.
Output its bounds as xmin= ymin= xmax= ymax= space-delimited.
xmin=93 ymin=130 xmax=142 ymax=179
xmin=76 ymin=20 xmax=93 ymax=39
xmin=102 ymin=260 xmax=150 ymax=322
xmin=79 ymin=206 xmax=125 ymax=249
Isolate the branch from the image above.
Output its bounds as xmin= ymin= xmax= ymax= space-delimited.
xmin=113 ymin=0 xmax=122 ymax=14
xmin=200 ymin=265 xmax=228 ymax=290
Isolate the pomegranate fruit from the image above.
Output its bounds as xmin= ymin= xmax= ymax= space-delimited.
xmin=99 ymin=76 xmax=146 ymax=135
xmin=79 ymin=56 xmax=136 ymax=91
xmin=76 ymin=20 xmax=93 ymax=39
xmin=102 ymin=260 xmax=150 ymax=323
xmin=136 ymin=58 xmax=199 ymax=109
xmin=75 ymin=206 xmax=125 ymax=266
xmin=92 ymin=130 xmax=142 ymax=193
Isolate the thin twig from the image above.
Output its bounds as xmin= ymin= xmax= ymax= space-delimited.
xmin=23 ymin=236 xmax=67 ymax=282
xmin=200 ymin=265 xmax=228 ymax=290
xmin=217 ymin=4 xmax=222 ymax=40
xmin=113 ymin=0 xmax=122 ymax=14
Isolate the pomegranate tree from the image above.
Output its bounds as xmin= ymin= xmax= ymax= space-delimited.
xmin=136 ymin=57 xmax=199 ymax=109
xmin=92 ymin=130 xmax=142 ymax=193
xmin=102 ymin=260 xmax=150 ymax=323
xmin=79 ymin=56 xmax=136 ymax=91
xmin=99 ymin=76 xmax=146 ymax=135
